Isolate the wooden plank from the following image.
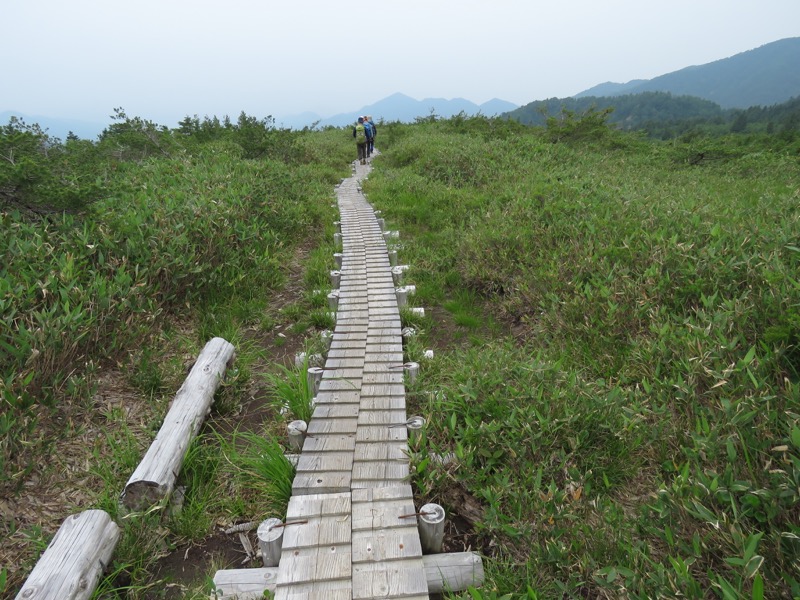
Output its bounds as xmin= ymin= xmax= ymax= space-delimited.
xmin=301 ymin=434 xmax=356 ymax=453
xmin=318 ymin=378 xmax=362 ymax=392
xmin=311 ymin=404 xmax=359 ymax=419
xmin=307 ymin=418 xmax=358 ymax=435
xmin=296 ymin=452 xmax=354 ymax=473
xmin=352 ymin=494 xmax=415 ymax=531
xmin=357 ymin=410 xmax=408 ymax=426
xmin=352 ymin=560 xmax=429 ymax=599
xmin=282 ymin=519 xmax=351 ymax=549
xmin=291 ymin=472 xmax=351 ymax=495
xmin=364 ymin=353 xmax=405 ymax=365
xmin=357 ymin=396 xmax=407 ymax=411
xmin=352 ymin=528 xmax=423 ymax=562
xmin=285 ymin=491 xmax=351 ymax=518
xmin=320 ymin=369 xmax=364 ymax=382
xmin=356 ymin=426 xmax=408 ymax=442
xmin=325 ymin=348 xmax=367 ymax=360
xmin=363 ymin=344 xmax=404 ymax=354
xmin=275 ymin=581 xmax=352 ymax=600
xmin=362 ymin=372 xmax=404 ymax=384
xmin=351 ymin=461 xmax=410 ymax=482
xmin=360 ymin=384 xmax=406 ymax=397
xmin=313 ymin=390 xmax=361 ymax=404
xmin=276 ymin=546 xmax=351 ymax=585
xmin=353 ymin=441 xmax=409 ymax=462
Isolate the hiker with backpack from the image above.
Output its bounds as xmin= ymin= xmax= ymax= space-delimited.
xmin=353 ymin=117 xmax=368 ymax=165
xmin=363 ymin=116 xmax=374 ymax=158
xmin=366 ymin=115 xmax=376 ymax=155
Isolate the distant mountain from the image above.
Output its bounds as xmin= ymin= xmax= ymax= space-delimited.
xmin=312 ymin=93 xmax=518 ymax=128
xmin=0 ymin=110 xmax=105 ymax=140
xmin=574 ymin=37 xmax=800 ymax=109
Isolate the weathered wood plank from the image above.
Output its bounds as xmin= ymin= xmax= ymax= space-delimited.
xmin=291 ymin=472 xmax=351 ymax=495
xmin=121 ymin=337 xmax=234 ymax=509
xmin=16 ymin=510 xmax=119 ymax=600
xmin=307 ymin=418 xmax=358 ymax=435
xmin=296 ymin=452 xmax=354 ymax=473
xmin=297 ymin=434 xmax=356 ymax=453
xmin=360 ymin=383 xmax=406 ymax=397
xmin=351 ymin=461 xmax=410 ymax=482
xmin=313 ymin=390 xmax=361 ymax=404
xmin=311 ymin=404 xmax=360 ymax=419
xmin=276 ymin=546 xmax=351 ymax=585
xmin=357 ymin=410 xmax=408 ymax=426
xmin=351 ymin=560 xmax=429 ymax=599
xmin=353 ymin=441 xmax=409 ymax=462
xmin=362 ymin=372 xmax=405 ymax=384
xmin=356 ymin=425 xmax=408 ymax=442
xmin=352 ymin=528 xmax=423 ymax=562
xmin=357 ymin=396 xmax=407 ymax=411
xmin=352 ymin=495 xmax=415 ymax=531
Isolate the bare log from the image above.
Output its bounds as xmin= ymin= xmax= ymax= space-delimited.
xmin=120 ymin=337 xmax=235 ymax=510
xmin=16 ymin=510 xmax=119 ymax=600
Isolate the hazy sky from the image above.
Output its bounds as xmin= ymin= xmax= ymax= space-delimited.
xmin=2 ymin=0 xmax=798 ymax=127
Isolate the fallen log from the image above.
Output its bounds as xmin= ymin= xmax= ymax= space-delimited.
xmin=120 ymin=337 xmax=235 ymax=510
xmin=15 ymin=510 xmax=119 ymax=600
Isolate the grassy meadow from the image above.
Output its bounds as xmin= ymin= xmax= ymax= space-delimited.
xmin=367 ymin=115 xmax=800 ymax=599
xmin=2 ymin=110 xmax=799 ymax=598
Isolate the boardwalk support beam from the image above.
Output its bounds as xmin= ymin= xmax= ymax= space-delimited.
xmin=212 ymin=552 xmax=484 ymax=599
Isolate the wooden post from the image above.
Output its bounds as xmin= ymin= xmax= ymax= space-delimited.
xmin=327 ymin=290 xmax=339 ymax=310
xmin=406 ymin=415 xmax=425 ymax=443
xmin=121 ymin=337 xmax=235 ymax=510
xmin=306 ymin=367 xmax=324 ymax=396
xmin=411 ymin=307 xmax=425 ymax=318
xmin=257 ymin=518 xmax=284 ymax=568
xmin=391 ymin=265 xmax=409 ymax=285
xmin=16 ymin=510 xmax=120 ymax=600
xmin=376 ymin=217 xmax=386 ymax=231
xmin=333 ymin=232 xmax=342 ymax=246
xmin=388 ymin=249 xmax=398 ymax=266
xmin=329 ymin=270 xmax=341 ymax=288
xmin=333 ymin=253 xmax=343 ymax=268
xmin=287 ymin=420 xmax=307 ymax=452
xmin=418 ymin=503 xmax=446 ymax=554
xmin=404 ymin=361 xmax=420 ymax=385
xmin=395 ymin=287 xmax=408 ymax=307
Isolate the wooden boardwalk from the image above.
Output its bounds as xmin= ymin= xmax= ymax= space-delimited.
xmin=273 ymin=160 xmax=430 ymax=599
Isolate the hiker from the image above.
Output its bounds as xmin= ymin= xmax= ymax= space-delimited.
xmin=363 ymin=116 xmax=374 ymax=158
xmin=366 ymin=115 xmax=376 ymax=155
xmin=353 ymin=117 xmax=368 ymax=165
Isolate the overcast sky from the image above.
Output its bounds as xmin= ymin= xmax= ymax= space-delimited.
xmin=2 ymin=0 xmax=798 ymax=128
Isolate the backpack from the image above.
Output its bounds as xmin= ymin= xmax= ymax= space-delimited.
xmin=354 ymin=124 xmax=366 ymax=144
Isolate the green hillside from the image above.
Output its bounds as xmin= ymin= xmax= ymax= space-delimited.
xmin=575 ymin=37 xmax=800 ymax=109
xmin=2 ymin=112 xmax=800 ymax=598
xmin=505 ymin=92 xmax=800 ymax=139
